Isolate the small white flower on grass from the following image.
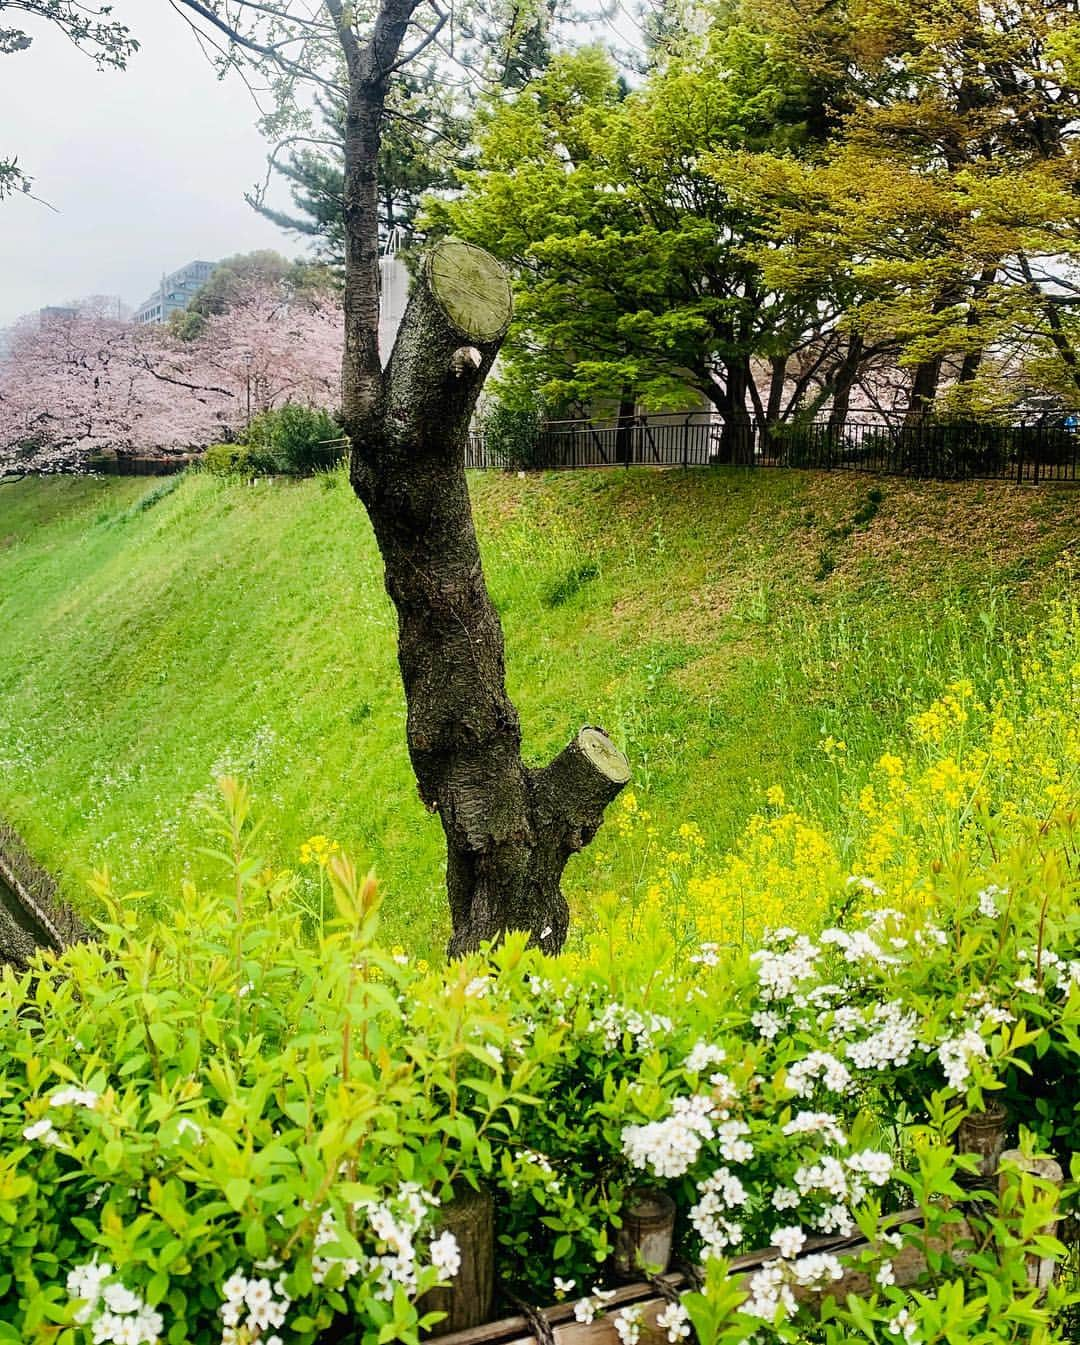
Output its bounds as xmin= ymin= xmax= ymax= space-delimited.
xmin=464 ymin=976 xmax=490 ymax=998
xmin=772 ymin=1225 xmax=806 ymax=1259
xmin=553 ymin=1277 xmax=576 ymax=1298
xmin=876 ymin=1260 xmax=896 ymax=1287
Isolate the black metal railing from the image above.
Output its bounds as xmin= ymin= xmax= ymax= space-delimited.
xmin=464 ymin=412 xmax=1080 ymax=483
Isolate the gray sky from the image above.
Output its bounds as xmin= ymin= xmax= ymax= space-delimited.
xmin=0 ymin=1 xmax=300 ymax=326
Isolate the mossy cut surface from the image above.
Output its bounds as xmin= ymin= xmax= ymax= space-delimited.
xmin=0 ymin=468 xmax=1074 ymax=954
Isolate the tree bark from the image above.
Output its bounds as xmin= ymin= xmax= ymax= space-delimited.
xmin=615 ymin=385 xmax=636 ymax=466
xmin=826 ymin=333 xmax=864 ymax=436
xmin=349 ymin=241 xmax=629 ymax=956
xmin=718 ymin=358 xmax=755 ymax=464
xmin=904 ymin=354 xmax=943 ymax=426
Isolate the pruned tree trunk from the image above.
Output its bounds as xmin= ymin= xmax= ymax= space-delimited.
xmin=349 ymin=241 xmax=630 ymax=955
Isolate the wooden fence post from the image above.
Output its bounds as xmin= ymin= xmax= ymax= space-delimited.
xmin=998 ymin=1150 xmax=1064 ymax=1294
xmin=423 ymin=1186 xmax=495 ymax=1337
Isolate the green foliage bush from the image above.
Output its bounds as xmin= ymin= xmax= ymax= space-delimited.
xmin=2 ymin=764 xmax=1079 ymax=1342
xmin=480 ymin=400 xmax=547 ymax=471
xmin=201 ymin=442 xmax=256 ymax=477
xmin=241 ymin=405 xmax=343 ymax=477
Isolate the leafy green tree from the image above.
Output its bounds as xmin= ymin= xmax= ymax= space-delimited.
xmin=738 ymin=0 xmax=1080 ymax=418
xmin=441 ymin=23 xmax=844 ymax=458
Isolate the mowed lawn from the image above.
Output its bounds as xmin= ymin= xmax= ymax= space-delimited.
xmin=0 ymin=466 xmax=1075 ymax=954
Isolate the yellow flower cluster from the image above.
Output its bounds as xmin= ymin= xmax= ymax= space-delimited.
xmin=298 ymin=834 xmax=340 ymax=868
xmin=585 ymin=595 xmax=1080 ymax=956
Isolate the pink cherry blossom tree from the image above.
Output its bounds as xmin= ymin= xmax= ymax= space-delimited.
xmin=0 ymin=281 xmax=343 ymax=476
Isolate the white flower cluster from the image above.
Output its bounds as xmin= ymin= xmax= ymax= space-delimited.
xmin=656 ymin=1301 xmax=691 ymax=1342
xmin=591 ymin=1001 xmax=675 ymax=1051
xmin=715 ymin=1118 xmax=753 ymax=1162
xmin=310 ymin=1182 xmax=454 ymax=1303
xmin=888 ymin=1306 xmax=920 ymax=1341
xmin=219 ymin=1269 xmax=289 ymax=1344
xmin=573 ymin=1285 xmax=616 ymax=1323
xmin=689 ymin=942 xmax=720 ymax=967
xmin=751 ymin=935 xmax=820 ymax=1002
xmin=67 ymin=1261 xmax=164 ymax=1344
xmin=846 ymin=1150 xmax=893 ymax=1188
xmin=51 ymin=1086 xmax=100 ymax=1109
xmin=977 ymin=885 xmax=1005 ymax=919
xmin=613 ymin=1303 xmax=644 ymax=1345
xmin=772 ymin=1225 xmax=806 ymax=1259
xmin=23 ymin=1116 xmax=64 ymax=1147
xmin=787 ymin=1050 xmax=852 ymax=1097
xmin=844 ymin=1001 xmax=922 ymax=1071
xmin=781 ymin=1111 xmax=847 ymax=1146
xmin=691 ymin=1167 xmax=747 ymax=1255
xmin=622 ymin=1095 xmax=717 ymax=1178
xmin=743 ymin=1250 xmax=844 ymax=1321
xmin=820 ymin=927 xmax=898 ymax=967
xmin=684 ymin=1041 xmax=726 ymax=1074
xmin=750 ymin=1009 xmax=786 ymax=1041
xmin=937 ymin=1028 xmax=988 ymax=1090
xmin=430 ymin=1230 xmax=462 ymax=1278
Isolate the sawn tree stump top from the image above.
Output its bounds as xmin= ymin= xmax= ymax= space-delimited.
xmin=427 ymin=240 xmax=513 ymax=342
xmin=578 ymin=727 xmax=631 ymax=784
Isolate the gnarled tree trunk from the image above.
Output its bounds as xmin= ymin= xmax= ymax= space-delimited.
xmin=349 ymin=241 xmax=629 ymax=956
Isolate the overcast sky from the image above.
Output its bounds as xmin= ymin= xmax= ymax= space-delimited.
xmin=0 ymin=1 xmax=300 ymax=327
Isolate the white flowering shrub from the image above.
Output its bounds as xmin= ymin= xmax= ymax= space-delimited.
xmin=2 ymin=779 xmax=1080 ymax=1342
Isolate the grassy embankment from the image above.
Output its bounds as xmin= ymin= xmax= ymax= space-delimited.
xmin=0 ymin=467 xmax=1075 ymax=954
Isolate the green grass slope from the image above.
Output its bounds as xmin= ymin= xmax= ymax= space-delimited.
xmin=0 ymin=467 xmax=1075 ymax=953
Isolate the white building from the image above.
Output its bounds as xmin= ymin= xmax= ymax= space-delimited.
xmin=134 ymin=260 xmax=215 ymax=325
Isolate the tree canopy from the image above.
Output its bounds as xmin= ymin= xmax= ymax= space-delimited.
xmin=442 ymin=0 xmax=1080 ymax=427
